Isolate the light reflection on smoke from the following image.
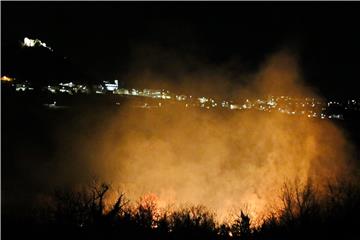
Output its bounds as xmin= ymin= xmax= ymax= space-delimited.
xmin=87 ymin=50 xmax=354 ymax=221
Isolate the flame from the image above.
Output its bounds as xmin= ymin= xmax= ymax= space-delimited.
xmin=46 ymin=50 xmax=354 ymax=223
xmin=85 ymin=51 xmax=353 ymax=222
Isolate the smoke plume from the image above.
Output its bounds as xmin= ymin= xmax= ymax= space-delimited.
xmin=71 ymin=49 xmax=354 ymax=221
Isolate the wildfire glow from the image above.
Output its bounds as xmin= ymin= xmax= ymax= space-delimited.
xmin=81 ymin=50 xmax=354 ymax=222
xmin=44 ymin=50 xmax=355 ymax=223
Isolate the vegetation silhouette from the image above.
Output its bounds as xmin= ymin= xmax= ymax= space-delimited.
xmin=4 ymin=178 xmax=360 ymax=240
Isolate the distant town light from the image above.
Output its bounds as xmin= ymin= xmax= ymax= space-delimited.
xmin=198 ymin=97 xmax=208 ymax=104
xmin=22 ymin=37 xmax=53 ymax=51
xmin=104 ymin=80 xmax=118 ymax=91
xmin=23 ymin=37 xmax=36 ymax=47
xmin=1 ymin=75 xmax=14 ymax=81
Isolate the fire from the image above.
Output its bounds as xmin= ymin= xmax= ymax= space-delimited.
xmin=49 ymin=50 xmax=354 ymax=223
xmin=96 ymin=106 xmax=351 ymax=222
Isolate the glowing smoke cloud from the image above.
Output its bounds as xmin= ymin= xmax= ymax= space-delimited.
xmin=78 ymin=50 xmax=353 ymax=222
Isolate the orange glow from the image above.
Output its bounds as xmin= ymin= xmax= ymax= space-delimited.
xmin=82 ymin=50 xmax=353 ymax=222
xmin=45 ymin=50 xmax=354 ymax=223
xmin=1 ymin=75 xmax=14 ymax=81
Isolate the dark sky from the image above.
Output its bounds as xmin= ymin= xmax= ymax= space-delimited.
xmin=2 ymin=2 xmax=360 ymax=98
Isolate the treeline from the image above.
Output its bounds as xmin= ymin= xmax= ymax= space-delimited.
xmin=3 ymin=179 xmax=360 ymax=240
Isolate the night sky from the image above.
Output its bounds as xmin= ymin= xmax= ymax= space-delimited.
xmin=2 ymin=2 xmax=360 ymax=98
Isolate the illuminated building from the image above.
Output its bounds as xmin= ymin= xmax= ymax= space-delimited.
xmin=15 ymin=82 xmax=33 ymax=91
xmin=22 ymin=37 xmax=53 ymax=51
xmin=104 ymin=80 xmax=119 ymax=91
xmin=116 ymin=88 xmax=130 ymax=95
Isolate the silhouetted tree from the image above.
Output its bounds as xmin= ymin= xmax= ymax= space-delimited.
xmin=27 ymin=177 xmax=360 ymax=240
xmin=232 ymin=211 xmax=252 ymax=240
